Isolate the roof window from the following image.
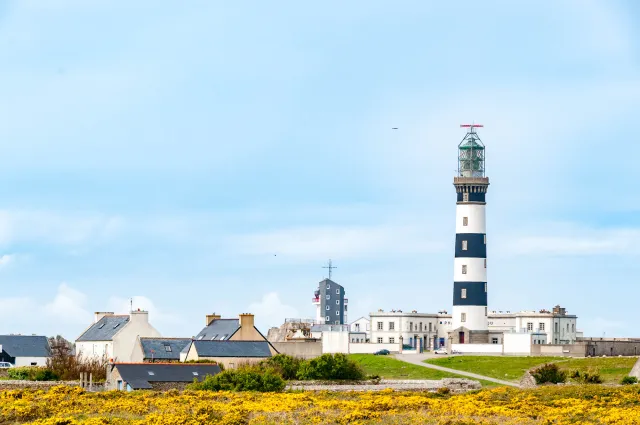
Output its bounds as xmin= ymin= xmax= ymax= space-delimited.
xmin=211 ymin=334 xmax=219 ymax=340
xmin=113 ymin=323 xmax=120 ymax=329
xmin=197 ymin=335 xmax=204 ymax=340
xmin=192 ymin=372 xmax=199 ymax=376
xmin=97 ymin=323 xmax=105 ymax=329
xmin=147 ymin=371 xmax=155 ymax=376
xmin=164 ymin=345 xmax=172 ymax=352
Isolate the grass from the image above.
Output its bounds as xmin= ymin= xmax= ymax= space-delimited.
xmin=556 ymin=357 xmax=638 ymax=384
xmin=348 ymin=354 xmax=500 ymax=387
xmin=426 ymin=356 xmax=564 ymax=382
xmin=426 ymin=356 xmax=639 ymax=383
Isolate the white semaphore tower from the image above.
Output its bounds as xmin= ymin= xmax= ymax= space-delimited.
xmin=451 ymin=124 xmax=489 ymax=344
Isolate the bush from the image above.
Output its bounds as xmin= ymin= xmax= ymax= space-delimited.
xmin=259 ymin=354 xmax=302 ymax=380
xmin=570 ymin=368 xmax=602 ymax=384
xmin=7 ymin=367 xmax=59 ymax=381
xmin=47 ymin=336 xmax=107 ymax=381
xmin=531 ymin=363 xmax=566 ymax=385
xmin=189 ymin=365 xmax=285 ymax=392
xmin=296 ymin=353 xmax=365 ymax=381
xmin=621 ymin=376 xmax=638 ymax=385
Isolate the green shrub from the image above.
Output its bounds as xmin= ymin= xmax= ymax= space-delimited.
xmin=570 ymin=368 xmax=602 ymax=384
xmin=296 ymin=353 xmax=365 ymax=381
xmin=259 ymin=354 xmax=302 ymax=380
xmin=7 ymin=367 xmax=59 ymax=381
xmin=189 ymin=365 xmax=285 ymax=392
xmin=531 ymin=363 xmax=566 ymax=385
xmin=621 ymin=376 xmax=638 ymax=385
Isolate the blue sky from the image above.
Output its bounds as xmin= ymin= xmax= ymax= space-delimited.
xmin=1 ymin=0 xmax=639 ymax=340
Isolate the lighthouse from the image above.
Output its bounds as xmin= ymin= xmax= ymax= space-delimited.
xmin=451 ymin=124 xmax=489 ymax=344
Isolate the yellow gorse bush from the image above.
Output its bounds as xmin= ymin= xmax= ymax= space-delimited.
xmin=2 ymin=384 xmax=640 ymax=424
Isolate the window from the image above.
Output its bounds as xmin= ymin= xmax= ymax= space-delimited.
xmin=30 ymin=362 xmax=37 ymax=366
xmin=336 ymin=310 xmax=340 ymax=315
xmin=148 ymin=371 xmax=155 ymax=376
xmin=463 ymin=193 xmax=469 ymax=202
xmin=461 ymin=288 xmax=467 ymax=299
xmin=419 ymin=322 xmax=423 ymax=331
xmin=389 ymin=337 xmax=395 ymax=344
xmin=461 ymin=313 xmax=466 ymax=322
xmin=355 ymin=323 xmax=360 ymax=331
xmin=326 ymin=305 xmax=330 ymax=310
xmin=377 ymin=338 xmax=383 ymax=343
xmin=572 ymin=324 xmax=575 ymax=333
xmin=484 ymin=234 xmax=486 ymax=244
xmin=462 ymin=240 xmax=468 ymax=250
xmin=410 ymin=322 xmax=413 ymax=331
xmin=463 ymin=216 xmax=468 ymax=226
xmin=113 ymin=323 xmax=120 ymax=329
xmin=98 ymin=323 xmax=105 ymax=329
xmin=567 ymin=324 xmax=570 ymax=332
xmin=485 ymin=307 xmax=487 ymax=316
xmin=491 ymin=338 xmax=498 ymax=344
xmin=428 ymin=322 xmax=432 ymax=332
xmin=527 ymin=322 xmax=533 ymax=331
xmin=326 ymin=284 xmax=330 ymax=289
xmin=377 ymin=322 xmax=383 ymax=330
xmin=389 ymin=322 xmax=395 ymax=330
xmin=462 ymin=265 xmax=467 ymax=274
xmin=197 ymin=335 xmax=204 ymax=340
xmin=325 ymin=316 xmax=330 ymax=321
xmin=484 ymin=282 xmax=487 ymax=292
xmin=336 ymin=300 xmax=340 ymax=305
xmin=211 ymin=334 xmax=219 ymax=340
xmin=192 ymin=372 xmax=199 ymax=376
xmin=345 ymin=305 xmax=347 ymax=311
xmin=555 ymin=322 xmax=559 ymax=332
xmin=326 ymin=295 xmax=330 ymax=300
xmin=539 ymin=323 xmax=545 ymax=331
xmin=336 ymin=289 xmax=340 ymax=294
xmin=484 ymin=259 xmax=487 ymax=268
xmin=164 ymin=345 xmax=172 ymax=352
xmin=221 ymin=334 xmax=228 ymax=340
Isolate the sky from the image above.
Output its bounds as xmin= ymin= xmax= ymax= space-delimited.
xmin=1 ymin=0 xmax=639 ymax=340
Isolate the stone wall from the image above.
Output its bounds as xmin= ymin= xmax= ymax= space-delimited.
xmin=0 ymin=380 xmax=80 ymax=391
xmin=270 ymin=342 xmax=322 ymax=359
xmin=581 ymin=338 xmax=640 ymax=357
xmin=150 ymin=382 xmax=192 ymax=391
xmin=286 ymin=378 xmax=481 ymax=393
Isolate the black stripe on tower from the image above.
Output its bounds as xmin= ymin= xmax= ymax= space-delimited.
xmin=453 ymin=282 xmax=487 ymax=306
xmin=454 ymin=234 xmax=486 ymax=258
xmin=457 ymin=192 xmax=486 ymax=203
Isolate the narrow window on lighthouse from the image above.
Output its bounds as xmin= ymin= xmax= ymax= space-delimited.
xmin=461 ymin=288 xmax=467 ymax=299
xmin=484 ymin=283 xmax=487 ymax=292
xmin=462 ymin=240 xmax=468 ymax=250
xmin=485 ymin=307 xmax=488 ymax=316
xmin=462 ymin=265 xmax=467 ymax=274
xmin=463 ymin=217 xmax=468 ymax=226
xmin=484 ymin=234 xmax=486 ymax=244
xmin=461 ymin=313 xmax=466 ymax=322
xmin=463 ymin=193 xmax=469 ymax=202
xmin=484 ymin=259 xmax=487 ymax=268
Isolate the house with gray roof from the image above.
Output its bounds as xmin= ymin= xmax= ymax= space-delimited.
xmin=129 ymin=337 xmax=191 ymax=363
xmin=106 ymin=362 xmax=221 ymax=391
xmin=75 ymin=310 xmax=161 ymax=363
xmin=0 ymin=335 xmax=51 ymax=366
xmin=181 ymin=340 xmax=275 ymax=368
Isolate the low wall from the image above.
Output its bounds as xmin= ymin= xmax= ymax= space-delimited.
xmin=0 ymin=380 xmax=80 ymax=391
xmin=349 ymin=343 xmax=398 ymax=354
xmin=531 ymin=343 xmax=585 ymax=357
xmin=271 ymin=341 xmax=323 ymax=359
xmin=452 ymin=343 xmax=503 ymax=354
xmin=286 ymin=378 xmax=481 ymax=393
xmin=581 ymin=338 xmax=640 ymax=357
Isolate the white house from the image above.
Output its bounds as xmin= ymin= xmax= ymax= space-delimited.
xmin=0 ymin=335 xmax=51 ymax=366
xmin=76 ymin=310 xmax=161 ymax=362
xmin=349 ymin=317 xmax=370 ymax=342
xmin=369 ymin=310 xmax=451 ymax=351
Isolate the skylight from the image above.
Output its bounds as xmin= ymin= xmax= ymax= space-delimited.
xmin=113 ymin=323 xmax=120 ymax=329
xmin=97 ymin=323 xmax=105 ymax=329
xmin=148 ymin=371 xmax=155 ymax=376
xmin=192 ymin=372 xmax=199 ymax=376
xmin=211 ymin=334 xmax=219 ymax=340
xmin=164 ymin=345 xmax=172 ymax=352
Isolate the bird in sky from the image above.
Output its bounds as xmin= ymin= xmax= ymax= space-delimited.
xmin=392 ymin=127 xmax=398 ymax=130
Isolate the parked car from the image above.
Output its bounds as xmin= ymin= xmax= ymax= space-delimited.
xmin=374 ymin=349 xmax=390 ymax=355
xmin=433 ymin=348 xmax=448 ymax=355
xmin=0 ymin=362 xmax=13 ymax=368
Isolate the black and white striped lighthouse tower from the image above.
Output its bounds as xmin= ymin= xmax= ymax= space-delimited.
xmin=452 ymin=124 xmax=489 ymax=343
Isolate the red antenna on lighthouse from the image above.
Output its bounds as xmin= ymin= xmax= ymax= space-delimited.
xmin=460 ymin=123 xmax=483 ymax=129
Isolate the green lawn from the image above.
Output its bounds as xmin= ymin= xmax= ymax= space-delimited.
xmin=426 ymin=356 xmax=563 ymax=382
xmin=349 ymin=354 xmax=499 ymax=387
xmin=556 ymin=357 xmax=638 ymax=384
xmin=426 ymin=356 xmax=639 ymax=383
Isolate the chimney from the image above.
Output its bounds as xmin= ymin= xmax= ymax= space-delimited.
xmin=239 ymin=313 xmax=255 ymax=329
xmin=94 ymin=312 xmax=114 ymax=323
xmin=130 ymin=309 xmax=149 ymax=324
xmin=206 ymin=313 xmax=221 ymax=326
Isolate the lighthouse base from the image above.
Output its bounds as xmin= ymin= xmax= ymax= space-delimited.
xmin=447 ymin=327 xmax=490 ymax=346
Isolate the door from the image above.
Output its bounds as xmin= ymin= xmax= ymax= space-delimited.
xmin=459 ymin=331 xmax=465 ymax=344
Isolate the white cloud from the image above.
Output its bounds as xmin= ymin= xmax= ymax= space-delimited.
xmin=108 ymin=295 xmax=184 ymax=328
xmin=501 ymin=227 xmax=640 ymax=256
xmin=0 ymin=210 xmax=124 ymax=247
xmin=230 ymin=224 xmax=445 ymax=262
xmin=44 ymin=283 xmax=92 ymax=325
xmin=248 ymin=292 xmax=299 ymax=331
xmin=0 ymin=254 xmax=13 ymax=268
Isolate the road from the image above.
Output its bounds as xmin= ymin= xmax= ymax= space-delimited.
xmin=395 ymin=354 xmax=521 ymax=388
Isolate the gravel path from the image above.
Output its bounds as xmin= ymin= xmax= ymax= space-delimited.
xmin=395 ymin=354 xmax=520 ymax=388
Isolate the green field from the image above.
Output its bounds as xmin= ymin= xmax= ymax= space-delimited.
xmin=426 ymin=356 xmax=638 ymax=383
xmin=349 ymin=354 xmax=498 ymax=387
